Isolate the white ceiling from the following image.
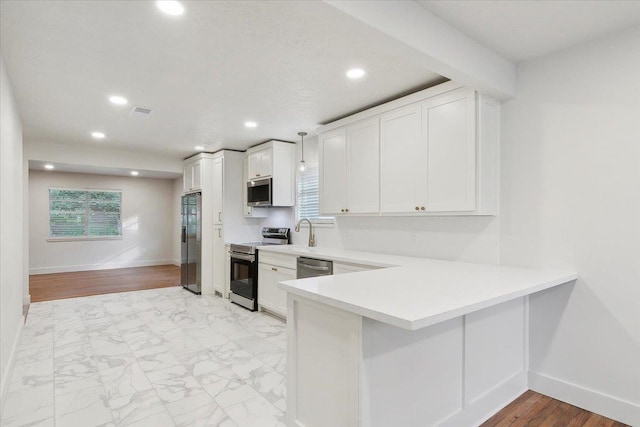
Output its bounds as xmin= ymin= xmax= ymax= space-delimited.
xmin=3 ymin=1 xmax=639 ymax=164
xmin=0 ymin=1 xmax=445 ymax=160
xmin=415 ymin=0 xmax=640 ymax=63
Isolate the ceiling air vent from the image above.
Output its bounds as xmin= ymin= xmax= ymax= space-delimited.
xmin=129 ymin=106 xmax=152 ymax=119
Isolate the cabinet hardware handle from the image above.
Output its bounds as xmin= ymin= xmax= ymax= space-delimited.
xmin=218 ymin=212 xmax=222 ymax=221
xmin=341 ymin=209 xmax=345 ymax=213
xmin=272 ymin=267 xmax=278 ymax=271
xmin=256 ymin=174 xmax=260 ymax=177
xmin=415 ymin=206 xmax=419 ymax=211
xmin=218 ymin=229 xmax=222 ymax=238
xmin=421 ymin=206 xmax=425 ymax=211
xmin=345 ymin=208 xmax=349 ymax=213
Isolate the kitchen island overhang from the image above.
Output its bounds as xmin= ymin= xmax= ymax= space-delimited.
xmin=278 ymin=254 xmax=577 ymax=427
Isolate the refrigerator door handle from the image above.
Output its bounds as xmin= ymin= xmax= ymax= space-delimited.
xmin=181 ymin=226 xmax=186 ymax=243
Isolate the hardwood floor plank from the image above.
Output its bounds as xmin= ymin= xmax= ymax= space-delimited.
xmin=29 ymin=264 xmax=181 ymax=302
xmin=481 ymin=391 xmax=630 ymax=427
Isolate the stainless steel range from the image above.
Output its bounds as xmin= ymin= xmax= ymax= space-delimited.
xmin=229 ymin=227 xmax=290 ymax=311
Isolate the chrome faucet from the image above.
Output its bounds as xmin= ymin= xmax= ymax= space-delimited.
xmin=295 ymin=218 xmax=315 ymax=247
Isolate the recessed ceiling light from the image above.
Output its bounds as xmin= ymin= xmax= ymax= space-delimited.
xmin=244 ymin=121 xmax=257 ymax=128
xmin=91 ymin=131 xmax=106 ymax=139
xmin=44 ymin=164 xmax=54 ymax=170
xmin=346 ymin=68 xmax=365 ymax=79
xmin=156 ymin=1 xmax=184 ymax=16
xmin=130 ymin=171 xmax=139 ymax=176
xmin=194 ymin=145 xmax=204 ymax=150
xmin=108 ymin=95 xmax=128 ymax=105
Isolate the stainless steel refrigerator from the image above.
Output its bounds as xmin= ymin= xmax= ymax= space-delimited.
xmin=181 ymin=193 xmax=201 ymax=294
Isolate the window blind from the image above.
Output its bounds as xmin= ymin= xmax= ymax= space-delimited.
xmin=296 ymin=166 xmax=333 ymax=224
xmin=49 ymin=188 xmax=122 ymax=238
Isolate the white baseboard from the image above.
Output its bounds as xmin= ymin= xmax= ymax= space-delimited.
xmin=1 ymin=315 xmax=24 ymax=417
xmin=29 ymin=259 xmax=176 ymax=275
xmin=22 ymin=294 xmax=30 ymax=306
xmin=172 ymin=259 xmax=180 ymax=267
xmin=529 ymin=371 xmax=640 ymax=426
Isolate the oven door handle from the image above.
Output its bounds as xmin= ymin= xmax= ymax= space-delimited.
xmin=230 ymin=253 xmax=255 ymax=262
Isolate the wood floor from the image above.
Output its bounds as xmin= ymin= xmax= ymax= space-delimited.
xmin=481 ymin=390 xmax=629 ymax=427
xmin=29 ymin=264 xmax=181 ymax=302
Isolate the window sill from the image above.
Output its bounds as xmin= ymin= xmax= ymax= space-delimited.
xmin=47 ymin=236 xmax=123 ymax=242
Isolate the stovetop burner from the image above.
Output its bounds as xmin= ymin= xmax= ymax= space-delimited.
xmin=229 ymin=227 xmax=290 ymax=255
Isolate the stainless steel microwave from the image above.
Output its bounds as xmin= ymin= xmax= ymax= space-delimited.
xmin=247 ymin=178 xmax=272 ymax=206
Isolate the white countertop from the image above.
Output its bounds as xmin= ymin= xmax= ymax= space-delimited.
xmin=259 ymin=245 xmax=577 ymax=330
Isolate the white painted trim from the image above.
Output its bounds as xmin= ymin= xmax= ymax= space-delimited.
xmin=0 ymin=315 xmax=24 ymax=416
xmin=22 ymin=294 xmax=30 ymax=307
xmin=528 ymin=371 xmax=640 ymax=426
xmin=324 ymin=1 xmax=516 ymax=100
xmin=172 ymin=259 xmax=180 ymax=267
xmin=29 ymin=259 xmax=176 ymax=275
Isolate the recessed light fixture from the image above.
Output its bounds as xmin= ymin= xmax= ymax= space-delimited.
xmin=194 ymin=145 xmax=204 ymax=150
xmin=130 ymin=171 xmax=139 ymax=176
xmin=108 ymin=95 xmax=128 ymax=105
xmin=346 ymin=68 xmax=365 ymax=79
xmin=44 ymin=164 xmax=54 ymax=170
xmin=156 ymin=0 xmax=184 ymax=16
xmin=244 ymin=121 xmax=257 ymax=128
xmin=91 ymin=131 xmax=106 ymax=139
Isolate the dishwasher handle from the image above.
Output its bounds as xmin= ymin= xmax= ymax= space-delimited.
xmin=300 ymin=264 xmax=330 ymax=272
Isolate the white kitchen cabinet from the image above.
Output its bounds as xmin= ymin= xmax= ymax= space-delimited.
xmin=183 ymin=159 xmax=202 ymax=193
xmin=319 ymin=118 xmax=380 ymax=215
xmin=422 ymin=89 xmax=476 ymax=212
xmin=212 ymin=156 xmax=224 ymax=224
xmin=319 ymin=128 xmax=347 ymax=214
xmin=258 ymin=262 xmax=295 ymax=318
xmin=316 ymin=82 xmax=499 ymax=216
xmin=243 ymin=156 xmax=268 ymax=218
xmin=247 ymin=148 xmax=273 ymax=179
xmin=380 ymin=103 xmax=426 ymax=214
xmin=246 ymin=140 xmax=295 ymax=207
xmin=212 ymin=225 xmax=225 ymax=295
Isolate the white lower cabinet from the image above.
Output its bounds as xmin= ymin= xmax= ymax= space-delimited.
xmin=258 ymin=262 xmax=295 ymax=318
xmin=212 ymin=225 xmax=225 ymax=295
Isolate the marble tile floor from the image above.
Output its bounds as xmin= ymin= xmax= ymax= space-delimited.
xmin=2 ymin=287 xmax=288 ymax=427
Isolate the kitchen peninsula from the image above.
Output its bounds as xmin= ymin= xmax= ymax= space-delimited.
xmin=259 ymin=245 xmax=577 ymax=427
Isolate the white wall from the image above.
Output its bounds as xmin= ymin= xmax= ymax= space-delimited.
xmin=288 ymin=136 xmax=501 ymax=264
xmin=171 ymin=177 xmax=182 ymax=265
xmin=29 ymin=171 xmax=176 ymax=274
xmin=501 ymin=26 xmax=640 ymax=425
xmin=0 ymin=56 xmax=25 ymax=414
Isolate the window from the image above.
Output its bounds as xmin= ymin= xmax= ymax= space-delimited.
xmin=49 ymin=188 xmax=122 ymax=239
xmin=295 ymin=166 xmax=334 ymax=225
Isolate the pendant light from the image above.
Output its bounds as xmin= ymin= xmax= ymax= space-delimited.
xmin=298 ymin=131 xmax=307 ymax=172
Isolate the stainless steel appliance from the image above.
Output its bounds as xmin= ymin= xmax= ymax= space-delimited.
xmin=247 ymin=178 xmax=272 ymax=207
xmin=297 ymin=257 xmax=333 ymax=279
xmin=181 ymin=193 xmax=201 ymax=294
xmin=229 ymin=227 xmax=290 ymax=310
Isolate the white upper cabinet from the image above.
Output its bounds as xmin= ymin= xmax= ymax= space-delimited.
xmin=318 ymin=82 xmax=499 ymax=216
xmin=319 ymin=128 xmax=347 ymax=214
xmin=247 ymin=148 xmax=272 ymax=179
xmin=423 ymin=89 xmax=476 ymax=212
xmin=183 ymin=159 xmax=202 ymax=193
xmin=380 ymin=103 xmax=425 ymax=213
xmin=246 ymin=140 xmax=295 ymax=207
xmin=320 ymin=118 xmax=380 ymax=215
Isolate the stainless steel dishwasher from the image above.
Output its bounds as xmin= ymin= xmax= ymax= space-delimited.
xmin=297 ymin=257 xmax=333 ymax=279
